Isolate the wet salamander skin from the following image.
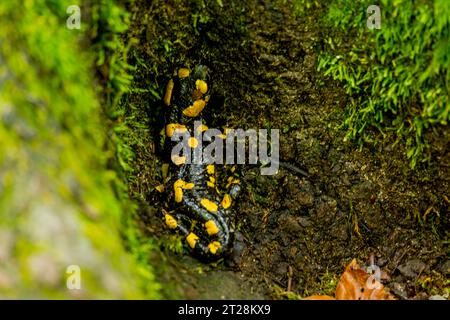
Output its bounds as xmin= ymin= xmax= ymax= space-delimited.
xmin=162 ymin=65 xmax=240 ymax=260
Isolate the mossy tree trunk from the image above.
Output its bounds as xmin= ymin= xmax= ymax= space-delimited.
xmin=0 ymin=0 xmax=159 ymax=299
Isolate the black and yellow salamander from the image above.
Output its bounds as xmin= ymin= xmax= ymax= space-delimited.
xmin=160 ymin=65 xmax=241 ymax=260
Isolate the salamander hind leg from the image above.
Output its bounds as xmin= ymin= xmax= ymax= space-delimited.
xmin=162 ymin=209 xmax=213 ymax=258
xmin=181 ymin=185 xmax=230 ymax=260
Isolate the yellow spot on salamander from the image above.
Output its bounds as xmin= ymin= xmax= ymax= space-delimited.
xmin=182 ymin=100 xmax=206 ymax=117
xmin=186 ymin=233 xmax=199 ymax=249
xmin=208 ymin=241 xmax=221 ymax=254
xmin=195 ymin=79 xmax=208 ymax=94
xmin=166 ymin=123 xmax=187 ymax=137
xmin=221 ymin=194 xmax=232 ymax=209
xmin=163 ymin=79 xmax=174 ymax=106
xmin=188 ymin=137 xmax=199 ymax=148
xmin=174 ymin=187 xmax=183 ymax=203
xmin=207 ymin=164 xmax=215 ymax=175
xmin=164 ymin=213 xmax=177 ymax=229
xmin=178 ymin=68 xmax=190 ymax=78
xmin=200 ymin=198 xmax=218 ymax=213
xmin=207 ymin=181 xmax=215 ymax=188
xmin=174 ymin=179 xmax=195 ymax=202
xmin=171 ymin=154 xmax=187 ymax=166
xmin=209 ymin=176 xmax=216 ymax=184
xmin=204 ymin=220 xmax=219 ymax=236
xmin=184 ymin=182 xmax=195 ymax=189
xmin=174 ymin=179 xmax=185 ymax=203
xmin=155 ymin=184 xmax=164 ymax=193
xmin=196 ymin=124 xmax=209 ymax=133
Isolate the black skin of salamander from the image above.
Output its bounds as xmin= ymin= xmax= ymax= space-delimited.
xmin=164 ymin=65 xmax=237 ymax=261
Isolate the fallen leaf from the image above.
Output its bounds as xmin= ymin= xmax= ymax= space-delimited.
xmin=335 ymin=259 xmax=395 ymax=300
xmin=304 ymin=259 xmax=396 ymax=300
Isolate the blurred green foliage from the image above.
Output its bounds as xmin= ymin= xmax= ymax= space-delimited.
xmin=91 ymin=0 xmax=135 ymax=109
xmin=90 ymin=0 xmax=168 ymax=298
xmin=0 ymin=0 xmax=160 ymax=298
xmin=293 ymin=0 xmax=449 ymax=167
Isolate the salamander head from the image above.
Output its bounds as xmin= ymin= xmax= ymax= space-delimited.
xmin=170 ymin=65 xmax=211 ymax=118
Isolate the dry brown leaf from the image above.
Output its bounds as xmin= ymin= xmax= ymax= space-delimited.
xmin=304 ymin=259 xmax=396 ymax=300
xmin=335 ymin=259 xmax=395 ymax=300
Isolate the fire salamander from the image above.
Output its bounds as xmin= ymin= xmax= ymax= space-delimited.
xmin=159 ymin=65 xmax=241 ymax=260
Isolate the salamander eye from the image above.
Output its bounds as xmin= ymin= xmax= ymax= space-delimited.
xmin=182 ymin=100 xmax=206 ymax=117
xmin=164 ymin=213 xmax=178 ymax=229
xmin=186 ymin=233 xmax=199 ymax=249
